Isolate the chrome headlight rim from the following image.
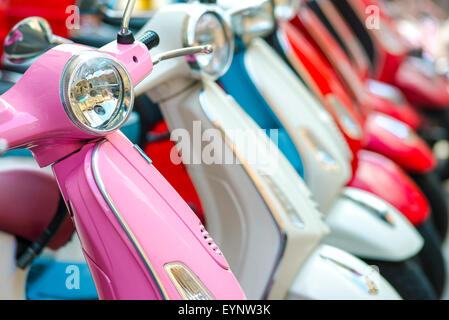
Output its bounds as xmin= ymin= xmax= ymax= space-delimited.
xmin=183 ymin=6 xmax=234 ymax=80
xmin=60 ymin=51 xmax=134 ymax=136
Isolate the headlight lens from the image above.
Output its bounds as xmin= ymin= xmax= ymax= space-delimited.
xmin=61 ymin=52 xmax=133 ymax=135
xmin=194 ymin=13 xmax=229 ymax=77
xmin=185 ymin=8 xmax=233 ymax=79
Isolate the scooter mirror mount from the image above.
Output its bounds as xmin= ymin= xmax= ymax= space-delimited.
xmin=4 ymin=17 xmax=72 ymax=63
xmin=218 ymin=0 xmax=276 ymax=43
xmin=273 ymin=0 xmax=301 ymax=21
xmin=117 ymin=0 xmax=138 ymax=44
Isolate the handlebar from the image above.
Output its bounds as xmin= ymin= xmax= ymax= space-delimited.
xmin=136 ymin=30 xmax=160 ymax=50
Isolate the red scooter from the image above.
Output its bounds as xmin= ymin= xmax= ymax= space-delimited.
xmin=281 ymin=1 xmax=448 ymax=244
xmin=331 ymin=0 xmax=449 ymax=178
xmin=271 ymin=7 xmax=446 ymax=297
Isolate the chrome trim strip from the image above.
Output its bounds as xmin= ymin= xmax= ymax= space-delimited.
xmin=134 ymin=144 xmax=152 ymax=164
xmin=320 ymin=254 xmax=379 ymax=295
xmin=92 ymin=141 xmax=169 ymax=299
xmin=342 ymin=189 xmax=395 ymax=226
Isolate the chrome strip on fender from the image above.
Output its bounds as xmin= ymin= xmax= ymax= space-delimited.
xmin=91 ymin=141 xmax=169 ymax=299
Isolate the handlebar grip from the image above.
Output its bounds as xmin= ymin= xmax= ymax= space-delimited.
xmin=137 ymin=31 xmax=160 ymax=50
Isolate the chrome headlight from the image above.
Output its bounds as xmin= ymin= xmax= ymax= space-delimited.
xmin=61 ymin=52 xmax=134 ymax=135
xmin=184 ymin=8 xmax=234 ymax=80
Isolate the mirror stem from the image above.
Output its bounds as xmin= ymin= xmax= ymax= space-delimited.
xmin=121 ymin=0 xmax=137 ymax=35
xmin=117 ymin=0 xmax=137 ymax=44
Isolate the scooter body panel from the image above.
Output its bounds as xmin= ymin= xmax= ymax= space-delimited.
xmin=221 ymin=39 xmax=351 ymax=213
xmin=288 ymin=244 xmax=400 ymax=300
xmin=366 ymin=80 xmax=421 ymax=129
xmin=156 ymin=80 xmax=329 ymax=299
xmin=364 ymin=113 xmax=437 ymax=173
xmin=349 ymin=150 xmax=431 ymax=226
xmin=275 ymin=21 xmax=364 ymax=159
xmin=324 ymin=187 xmax=423 ymax=261
xmin=52 ymin=131 xmax=244 ymax=300
xmin=393 ymin=56 xmax=449 ymax=109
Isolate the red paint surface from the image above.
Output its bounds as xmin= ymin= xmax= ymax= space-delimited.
xmin=2 ymin=0 xmax=74 ymax=38
xmin=349 ymin=150 xmax=430 ymax=225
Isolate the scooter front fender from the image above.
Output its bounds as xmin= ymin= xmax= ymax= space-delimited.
xmin=364 ymin=113 xmax=436 ymax=173
xmin=365 ymin=81 xmax=422 ymax=130
xmin=287 ymin=245 xmax=400 ymax=300
xmin=52 ymin=131 xmax=245 ymax=300
xmin=393 ymin=57 xmax=449 ymax=109
xmin=349 ymin=150 xmax=431 ymax=226
xmin=324 ymin=188 xmax=423 ymax=261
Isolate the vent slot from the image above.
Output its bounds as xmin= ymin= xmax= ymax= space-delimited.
xmin=199 ymin=224 xmax=222 ymax=256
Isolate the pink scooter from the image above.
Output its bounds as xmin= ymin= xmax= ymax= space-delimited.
xmin=0 ymin=0 xmax=245 ymax=300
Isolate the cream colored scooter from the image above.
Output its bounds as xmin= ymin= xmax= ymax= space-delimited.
xmin=135 ymin=1 xmax=400 ymax=299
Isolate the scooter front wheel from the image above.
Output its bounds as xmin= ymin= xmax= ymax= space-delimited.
xmin=410 ymin=171 xmax=448 ymax=240
xmin=416 ymin=219 xmax=447 ymax=298
xmin=363 ymin=258 xmax=437 ymax=300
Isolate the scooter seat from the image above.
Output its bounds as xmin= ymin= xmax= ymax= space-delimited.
xmin=0 ymin=157 xmax=74 ymax=249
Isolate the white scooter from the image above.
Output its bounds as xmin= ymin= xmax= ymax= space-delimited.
xmin=135 ymin=1 xmax=400 ymax=299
